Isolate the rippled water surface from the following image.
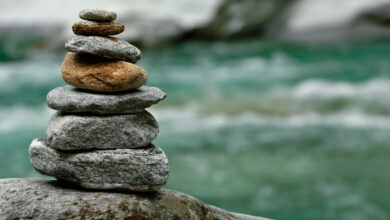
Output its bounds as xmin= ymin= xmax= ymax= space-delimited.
xmin=1 ymin=39 xmax=390 ymax=220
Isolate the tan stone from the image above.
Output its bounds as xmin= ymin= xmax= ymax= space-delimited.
xmin=72 ymin=20 xmax=124 ymax=36
xmin=61 ymin=52 xmax=147 ymax=92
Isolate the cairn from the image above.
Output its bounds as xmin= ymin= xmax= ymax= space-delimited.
xmin=28 ymin=9 xmax=169 ymax=192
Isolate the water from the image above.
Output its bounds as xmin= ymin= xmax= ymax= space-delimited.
xmin=0 ymin=39 xmax=390 ymax=220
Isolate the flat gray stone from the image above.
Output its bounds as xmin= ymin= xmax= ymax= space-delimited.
xmin=29 ymin=139 xmax=169 ymax=192
xmin=79 ymin=9 xmax=117 ymax=22
xmin=0 ymin=178 xmax=268 ymax=220
xmin=47 ymin=85 xmax=166 ymax=114
xmin=46 ymin=111 xmax=158 ymax=150
xmin=65 ymin=36 xmax=141 ymax=63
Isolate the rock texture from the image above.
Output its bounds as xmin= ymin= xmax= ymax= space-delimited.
xmin=65 ymin=36 xmax=141 ymax=63
xmin=0 ymin=178 xmax=267 ymax=220
xmin=46 ymin=111 xmax=158 ymax=150
xmin=47 ymin=85 xmax=166 ymax=114
xmin=185 ymin=0 xmax=295 ymax=40
xmin=278 ymin=2 xmax=390 ymax=43
xmin=72 ymin=20 xmax=124 ymax=36
xmin=79 ymin=9 xmax=117 ymax=22
xmin=61 ymin=52 xmax=147 ymax=92
xmin=29 ymin=139 xmax=169 ymax=191
xmin=357 ymin=3 xmax=390 ymax=25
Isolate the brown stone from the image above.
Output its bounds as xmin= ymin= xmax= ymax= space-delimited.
xmin=61 ymin=52 xmax=147 ymax=92
xmin=72 ymin=20 xmax=124 ymax=36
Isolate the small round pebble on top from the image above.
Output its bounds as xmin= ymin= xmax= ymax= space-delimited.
xmin=79 ymin=9 xmax=117 ymax=22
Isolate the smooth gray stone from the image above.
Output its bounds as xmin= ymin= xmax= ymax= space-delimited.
xmin=65 ymin=36 xmax=141 ymax=63
xmin=29 ymin=139 xmax=169 ymax=192
xmin=46 ymin=111 xmax=158 ymax=150
xmin=79 ymin=9 xmax=117 ymax=22
xmin=47 ymin=85 xmax=167 ymax=114
xmin=0 ymin=178 xmax=268 ymax=220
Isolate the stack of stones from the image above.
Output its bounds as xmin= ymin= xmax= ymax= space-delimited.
xmin=28 ymin=9 xmax=169 ymax=192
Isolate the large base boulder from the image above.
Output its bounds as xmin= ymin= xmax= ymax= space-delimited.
xmin=0 ymin=178 xmax=267 ymax=220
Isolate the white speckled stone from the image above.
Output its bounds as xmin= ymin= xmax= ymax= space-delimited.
xmin=29 ymin=139 xmax=169 ymax=192
xmin=46 ymin=111 xmax=158 ymax=150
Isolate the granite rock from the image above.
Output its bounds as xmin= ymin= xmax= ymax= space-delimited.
xmin=61 ymin=52 xmax=147 ymax=92
xmin=79 ymin=9 xmax=117 ymax=22
xmin=47 ymin=85 xmax=166 ymax=114
xmin=0 ymin=178 xmax=268 ymax=219
xmin=184 ymin=0 xmax=295 ymax=40
xmin=72 ymin=20 xmax=124 ymax=36
xmin=65 ymin=36 xmax=141 ymax=63
xmin=29 ymin=139 xmax=169 ymax=191
xmin=46 ymin=111 xmax=158 ymax=150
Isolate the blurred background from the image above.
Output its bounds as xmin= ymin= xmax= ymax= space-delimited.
xmin=0 ymin=0 xmax=390 ymax=219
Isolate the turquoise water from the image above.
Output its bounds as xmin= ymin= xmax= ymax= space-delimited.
xmin=1 ymin=39 xmax=390 ymax=220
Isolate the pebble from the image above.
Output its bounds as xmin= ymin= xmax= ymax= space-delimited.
xmin=61 ymin=52 xmax=147 ymax=92
xmin=72 ymin=20 xmax=124 ymax=36
xmin=46 ymin=85 xmax=166 ymax=114
xmin=79 ymin=9 xmax=117 ymax=22
xmin=29 ymin=139 xmax=169 ymax=191
xmin=65 ymin=36 xmax=141 ymax=63
xmin=46 ymin=111 xmax=159 ymax=150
